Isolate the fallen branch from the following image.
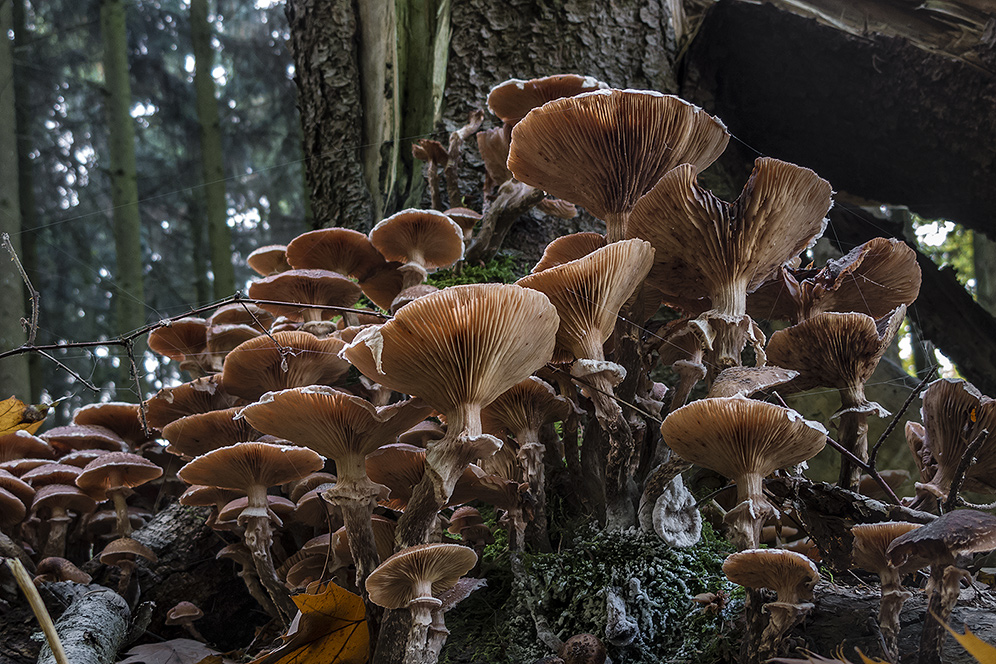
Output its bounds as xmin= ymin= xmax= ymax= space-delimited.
xmin=36 ymin=583 xmax=129 ymax=664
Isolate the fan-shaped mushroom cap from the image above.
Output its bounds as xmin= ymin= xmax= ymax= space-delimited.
xmin=144 ymin=375 xmax=242 ymax=431
xmin=365 ymin=543 xmax=478 ymax=620
xmin=444 ymin=208 xmax=481 ymax=240
xmin=629 ymin=158 xmax=831 ymax=317
xmin=531 ymin=232 xmax=607 ymax=274
xmin=177 ymin=442 xmax=324 ymax=496
xmin=661 ymin=396 xmax=826 ymax=548
xmin=41 ymin=425 xmax=129 ymax=455
xmin=852 ymin=521 xmax=923 ymax=575
xmin=248 ymin=269 xmax=362 ymax=323
xmin=222 ymin=331 xmax=350 ymax=401
xmin=488 ymin=74 xmax=608 ymax=129
xmin=294 ymin=485 xmax=343 ymax=530
xmin=0 ymin=430 xmax=55 ymax=462
xmin=765 ymin=307 xmax=905 ymax=411
xmin=57 ymin=449 xmax=108 ymax=469
xmin=247 ymin=244 xmax=291 ymax=276
xmin=369 ymin=209 xmax=465 ymax=287
xmin=342 ymin=284 xmax=558 ymax=423
xmin=149 ymin=318 xmax=212 ymax=374
xmin=481 ymin=376 xmax=571 ymax=440
xmin=508 ymin=89 xmax=729 ymax=241
xmin=76 ymin=452 xmax=163 ymax=501
xmin=516 ymin=239 xmax=654 ymax=363
xmin=748 ymin=237 xmax=921 ymax=324
xmin=707 ymin=366 xmax=799 ymax=399
xmin=286 ymin=228 xmax=386 ymax=279
xmin=162 ymin=408 xmax=262 ymax=458
xmin=72 ymin=403 xmax=150 ymax=447
xmin=724 ymin=548 xmax=819 ymax=606
xmin=0 ymin=458 xmax=51 ymax=476
xmin=888 ymin=509 xmax=996 ymax=571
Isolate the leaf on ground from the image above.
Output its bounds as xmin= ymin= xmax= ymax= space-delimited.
xmin=250 ymin=581 xmax=369 ymax=664
xmin=0 ymin=396 xmax=49 ymax=435
xmin=942 ymin=622 xmax=996 ymax=664
xmin=117 ymin=639 xmax=236 ymax=664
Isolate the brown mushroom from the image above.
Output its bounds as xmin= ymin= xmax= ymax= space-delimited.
xmin=165 ymin=601 xmax=206 ymax=642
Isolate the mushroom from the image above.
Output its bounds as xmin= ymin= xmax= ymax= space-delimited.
xmin=887 ymin=509 xmax=996 ymax=664
xmin=368 ymin=209 xmax=465 ymax=290
xmin=723 ymin=548 xmax=820 ymax=659
xmin=531 ymin=232 xmax=607 ymax=274
xmin=165 ymin=601 xmax=206 ymax=642
xmin=99 ymin=536 xmax=157 ymax=598
xmin=30 ymin=484 xmax=96 ymax=558
xmin=851 ymin=521 xmax=922 ymax=660
xmin=247 ymin=268 xmax=362 ymax=324
xmin=75 ymin=451 xmax=163 ymax=537
xmin=33 ymin=557 xmax=91 ymax=585
xmin=148 ymin=317 xmax=213 ymax=376
xmin=161 ymin=407 xmax=262 ymax=458
xmin=246 ymin=244 xmax=291 ymax=276
xmin=72 ymin=402 xmax=151 ymax=449
xmin=143 ymin=375 xmax=242 ymax=431
xmin=365 ymin=543 xmax=478 ymax=664
xmin=0 ymin=430 xmax=56 ymax=463
xmin=660 ymin=396 xmax=827 ymax=549
xmin=221 ymin=331 xmax=351 ymax=401
xmin=487 ymin=74 xmax=608 ymax=142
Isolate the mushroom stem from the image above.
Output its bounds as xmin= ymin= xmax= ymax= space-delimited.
xmin=918 ymin=564 xmax=969 ymax=664
xmin=43 ymin=515 xmax=71 ymax=559
xmin=669 ymin=358 xmax=707 ymax=413
xmin=758 ymin=600 xmax=813 ymax=659
xmin=243 ymin=514 xmax=297 ymax=623
xmin=725 ymin=474 xmax=772 ymax=550
xmin=111 ymin=491 xmax=132 ymax=538
xmin=516 ymin=431 xmax=550 ymax=549
xmin=836 ymin=386 xmax=873 ymax=491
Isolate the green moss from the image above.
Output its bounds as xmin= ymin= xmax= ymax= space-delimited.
xmin=428 ymin=254 xmax=524 ymax=289
xmin=441 ymin=522 xmax=738 ymax=663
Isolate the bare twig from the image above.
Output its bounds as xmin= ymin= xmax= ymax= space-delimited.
xmin=232 ymin=292 xmax=292 ymax=366
xmin=943 ymin=429 xmax=989 ymax=513
xmin=123 ymin=338 xmax=152 ymax=437
xmin=823 ymin=434 xmax=901 ymax=505
xmin=4 ymin=557 xmax=69 ymax=664
xmin=35 ymin=350 xmax=99 ymax=392
xmin=868 ymin=369 xmax=935 ymax=471
xmin=3 ymin=233 xmax=39 ymax=345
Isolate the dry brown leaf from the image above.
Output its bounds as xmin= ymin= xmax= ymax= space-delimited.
xmin=0 ymin=396 xmax=49 ymax=436
xmin=117 ymin=638 xmax=236 ymax=664
xmin=251 ymin=581 xmax=368 ymax=664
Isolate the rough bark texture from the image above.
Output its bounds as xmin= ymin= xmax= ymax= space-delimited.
xmin=37 ymin=584 xmax=129 ymax=664
xmin=286 ymin=0 xmax=374 ymax=231
xmin=191 ymin=0 xmax=236 ymax=299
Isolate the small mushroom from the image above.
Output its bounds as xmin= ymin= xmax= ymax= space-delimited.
xmin=165 ymin=601 xmax=206 ymax=642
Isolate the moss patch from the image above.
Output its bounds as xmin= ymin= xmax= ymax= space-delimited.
xmin=428 ymin=254 xmax=524 ymax=289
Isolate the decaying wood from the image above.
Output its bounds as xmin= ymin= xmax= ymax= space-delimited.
xmin=37 ymin=583 xmax=129 ymax=664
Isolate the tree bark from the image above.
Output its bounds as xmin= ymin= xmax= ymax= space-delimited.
xmin=100 ymin=0 xmax=146 ymax=383
xmin=37 ymin=584 xmax=130 ymax=664
xmin=191 ymin=0 xmax=235 ymax=299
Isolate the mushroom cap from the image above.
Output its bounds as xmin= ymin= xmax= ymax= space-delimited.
xmin=288 ymin=471 xmax=339 ymax=502
xmin=165 ymin=601 xmax=203 ymax=624
xmin=144 ymin=375 xmax=242 ymax=431
xmin=0 ymin=430 xmax=56 ymax=463
xmin=22 ymin=463 xmax=83 ymax=488
xmin=476 ymin=127 xmax=512 ymax=189
xmin=246 ymin=244 xmax=291 ymax=276
xmin=207 ymin=303 xmax=275 ymax=331
xmin=558 ymin=633 xmax=608 ymax=664
xmin=248 ymin=269 xmax=362 ymax=322
xmin=148 ymin=318 xmax=209 ymax=363
xmin=41 ymin=425 xmax=129 ymax=455
xmin=516 ymin=239 xmax=654 ymax=363
xmin=162 ymin=408 xmax=262 ymax=458
xmin=341 ymin=284 xmax=559 ymax=418
xmin=660 ymin=396 xmax=827 ymax=494
xmin=358 ymin=261 xmax=406 ymax=312
xmin=238 ymin=386 xmax=430 ymax=468
xmin=391 ymin=284 xmax=439 ymax=314
xmin=99 ymin=536 xmax=158 ymax=566
xmin=56 ymin=450 xmax=108 ymax=468
xmin=706 ymin=366 xmax=800 ymax=399
xmin=397 ymin=421 xmax=445 ymax=448
xmin=531 ymin=232 xmax=607 ymax=273
xmin=222 ymin=331 xmax=351 ymax=401
xmin=481 ymin=376 xmax=571 ymax=440
xmin=887 ymin=509 xmax=996 ymax=570
xmin=765 ymin=307 xmax=905 ymax=396
xmin=369 ymin=209 xmax=465 ymax=271
xmin=629 ymin=158 xmax=831 ymax=313
xmin=487 ymin=74 xmax=608 ymax=127
xmin=177 ymin=442 xmax=325 ymax=493
xmin=286 ymin=228 xmax=386 ymax=279
xmin=72 ymin=402 xmax=149 ymax=447
xmin=206 ymin=324 xmax=263 ymax=359
xmin=217 ymin=495 xmax=295 ymax=526
xmin=723 ymin=548 xmax=820 ymax=604
xmin=30 ymin=484 xmax=96 ymax=517
xmin=444 ymin=208 xmax=481 ymax=238
xmin=365 ymin=443 xmax=482 ymax=510
xmin=0 ymin=468 xmax=36 ymax=505
xmin=0 ymin=487 xmax=26 ymax=527
xmin=76 ymin=452 xmax=164 ymax=500
xmin=508 ymin=89 xmax=729 ymax=231
xmin=179 ymin=484 xmax=244 ymax=508
xmin=365 ymin=543 xmax=478 ymax=610
xmin=851 ymin=521 xmax=923 ymax=574
xmin=34 ymin=557 xmax=91 ymax=584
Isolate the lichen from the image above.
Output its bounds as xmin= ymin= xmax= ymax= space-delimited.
xmin=440 ymin=520 xmax=738 ymax=663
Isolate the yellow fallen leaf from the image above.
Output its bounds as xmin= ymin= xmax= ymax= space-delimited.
xmin=251 ymin=581 xmax=368 ymax=664
xmin=942 ymin=622 xmax=996 ymax=664
xmin=0 ymin=396 xmax=50 ymax=436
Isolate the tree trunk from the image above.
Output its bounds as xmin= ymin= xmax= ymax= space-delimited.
xmin=191 ymin=0 xmax=235 ymax=299
xmin=0 ymin=0 xmax=31 ymax=397
xmin=100 ymin=0 xmax=146 ymax=379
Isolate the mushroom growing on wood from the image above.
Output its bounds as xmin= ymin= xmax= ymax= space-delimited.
xmin=75 ymin=451 xmax=163 ymax=537
xmin=368 ymin=209 xmax=465 ymax=290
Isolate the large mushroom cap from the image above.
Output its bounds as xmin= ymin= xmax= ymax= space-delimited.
xmin=365 ymin=542 xmax=478 ymax=611
xmin=286 ymin=228 xmax=385 ymax=279
xmin=222 ymin=331 xmax=350 ymax=401
xmin=887 ymin=509 xmax=996 ymax=570
xmin=247 ymin=269 xmax=362 ymax=322
xmin=341 ymin=284 xmax=558 ymax=417
xmin=176 ymin=442 xmax=324 ymax=493
xmin=508 ymin=89 xmax=729 ymax=240
xmin=723 ymin=548 xmax=820 ymax=604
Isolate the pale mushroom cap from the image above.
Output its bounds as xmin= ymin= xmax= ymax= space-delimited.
xmin=508 ymin=89 xmax=730 ymax=227
xmin=531 ymin=232 xmax=607 ymax=274
xmin=660 ymin=396 xmax=827 ymax=490
xmin=222 ymin=331 xmax=351 ymax=401
xmin=341 ymin=284 xmax=559 ymax=417
xmin=852 ymin=521 xmax=922 ymax=574
xmin=238 ymin=386 xmax=430 ymax=465
xmin=162 ymin=407 xmax=263 ymax=458
xmin=723 ymin=548 xmax=820 ymax=603
xmin=369 ymin=209 xmax=465 ymax=270
xmin=176 ymin=442 xmax=324 ymax=493
xmin=365 ymin=543 xmax=478 ymax=610
xmin=487 ymin=74 xmax=608 ymax=126
xmin=148 ymin=318 xmax=209 ymax=362
xmin=248 ymin=269 xmax=362 ymax=322
xmin=629 ymin=158 xmax=831 ymax=313
xmin=144 ymin=375 xmax=242 ymax=431
xmin=76 ymin=452 xmax=163 ymax=499
xmin=247 ymin=244 xmax=291 ymax=276
xmin=516 ymin=238 xmax=654 ymax=363
xmin=286 ymin=227 xmax=385 ymax=279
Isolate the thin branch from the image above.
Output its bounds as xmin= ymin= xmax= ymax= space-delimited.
xmin=232 ymin=292 xmax=291 ymax=366
xmin=823 ymin=434 xmax=902 ymax=505
xmin=868 ymin=369 xmax=935 ymax=471
xmin=943 ymin=429 xmax=989 ymax=513
xmin=549 ymin=363 xmax=663 ymax=424
xmin=123 ymin=339 xmax=151 ymax=436
xmin=36 ymin=350 xmax=98 ymax=392
xmin=3 ymin=232 xmax=39 ymax=345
